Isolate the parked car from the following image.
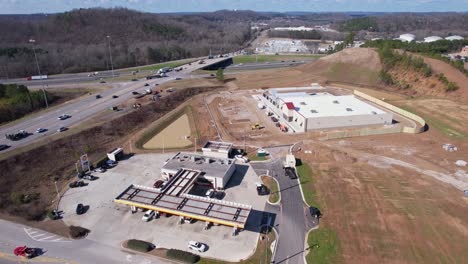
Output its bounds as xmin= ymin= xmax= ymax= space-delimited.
xmin=106 ymin=160 xmax=117 ymax=167
xmin=142 ymin=210 xmax=155 ymax=222
xmin=131 ymin=78 xmax=138 ymax=81
xmin=271 ymin=116 xmax=278 ymax=122
xmin=0 ymin=144 xmax=10 ymax=151
xmin=94 ymin=167 xmax=106 ymax=173
xmin=309 ymin=207 xmax=322 ymax=218
xmin=99 ymin=80 xmax=106 ymax=84
xmin=82 ymin=175 xmax=97 ymax=181
xmin=188 ymin=241 xmax=207 ymax=252
xmin=205 ymin=189 xmax=215 ymax=198
xmin=182 ymin=217 xmax=194 ymax=224
xmin=256 ymin=183 xmax=269 ymax=196
xmin=234 ymin=155 xmax=249 ymax=163
xmin=69 ymin=180 xmax=85 ymax=188
xmin=36 ymin=128 xmax=47 ymax=133
xmin=144 ymin=83 xmax=149 ymax=86
xmin=57 ymin=114 xmax=71 ymax=120
xmin=76 ymin=203 xmax=85 ymax=215
xmin=57 ymin=126 xmax=68 ymax=132
xmin=153 ymin=180 xmax=164 ymax=189
xmin=285 ymin=167 xmax=298 ymax=179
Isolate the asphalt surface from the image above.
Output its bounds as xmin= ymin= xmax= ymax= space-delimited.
xmin=0 ymin=219 xmax=172 ymax=264
xmin=252 ymin=158 xmax=316 ymax=264
xmin=226 ymin=60 xmax=313 ymax=71
xmin=0 ymin=57 xmax=229 ymax=153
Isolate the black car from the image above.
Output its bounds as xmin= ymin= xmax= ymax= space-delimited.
xmin=144 ymin=83 xmax=149 ymax=86
xmin=256 ymin=184 xmax=270 ymax=196
xmin=112 ymin=95 xmax=119 ymax=98
xmin=76 ymin=203 xmax=85 ymax=215
xmin=95 ymin=94 xmax=102 ymax=99
xmin=0 ymin=144 xmax=10 ymax=151
xmin=69 ymin=180 xmax=85 ymax=188
xmin=309 ymin=207 xmax=322 ymax=218
xmin=285 ymin=167 xmax=298 ymax=179
xmin=132 ymin=91 xmax=140 ymax=95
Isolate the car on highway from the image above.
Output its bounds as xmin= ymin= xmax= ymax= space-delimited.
xmin=142 ymin=210 xmax=155 ymax=222
xmin=57 ymin=114 xmax=71 ymax=120
xmin=132 ymin=91 xmax=140 ymax=95
xmin=95 ymin=94 xmax=102 ymax=99
xmin=0 ymin=144 xmax=10 ymax=151
xmin=76 ymin=203 xmax=85 ymax=215
xmin=188 ymin=241 xmax=207 ymax=252
xmin=144 ymin=83 xmax=149 ymax=86
xmin=69 ymin=180 xmax=85 ymax=188
xmin=35 ymin=128 xmax=47 ymax=133
xmin=131 ymin=78 xmax=138 ymax=81
xmin=57 ymin=126 xmax=68 ymax=132
xmin=175 ymin=77 xmax=182 ymax=80
xmin=99 ymin=80 xmax=106 ymax=83
xmin=112 ymin=95 xmax=119 ymax=98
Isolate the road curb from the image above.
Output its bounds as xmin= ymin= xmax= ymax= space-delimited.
xmin=303 ymin=226 xmax=320 ymax=264
xmin=119 ymin=241 xmax=182 ymax=264
xmin=261 ymin=175 xmax=281 ymax=205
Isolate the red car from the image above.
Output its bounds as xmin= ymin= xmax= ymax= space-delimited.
xmin=153 ymin=180 xmax=164 ymax=189
xmin=14 ymin=246 xmax=36 ymax=258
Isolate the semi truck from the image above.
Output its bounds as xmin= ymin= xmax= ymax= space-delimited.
xmin=26 ymin=75 xmax=47 ymax=81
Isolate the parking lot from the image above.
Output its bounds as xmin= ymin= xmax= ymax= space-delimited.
xmin=60 ymin=153 xmax=267 ymax=262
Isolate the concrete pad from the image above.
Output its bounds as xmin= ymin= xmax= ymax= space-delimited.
xmin=60 ymin=153 xmax=267 ymax=262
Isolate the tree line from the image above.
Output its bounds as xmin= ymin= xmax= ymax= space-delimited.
xmin=0 ymin=84 xmax=53 ymax=123
xmin=0 ymin=8 xmax=256 ymax=78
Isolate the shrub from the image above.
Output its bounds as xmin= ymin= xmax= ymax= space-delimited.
xmin=446 ymin=82 xmax=459 ymax=91
xmin=166 ymin=249 xmax=200 ymax=263
xmin=127 ymin=239 xmax=154 ymax=252
xmin=69 ymin=226 xmax=90 ymax=239
xmin=46 ymin=210 xmax=59 ymax=220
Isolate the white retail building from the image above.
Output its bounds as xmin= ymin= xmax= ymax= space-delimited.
xmin=263 ymin=88 xmax=393 ymax=132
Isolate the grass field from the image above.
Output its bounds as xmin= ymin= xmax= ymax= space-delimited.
xmin=233 ymin=54 xmax=322 ymax=64
xmin=296 ymin=161 xmax=340 ymax=264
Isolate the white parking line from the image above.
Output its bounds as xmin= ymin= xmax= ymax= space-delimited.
xmin=23 ymin=227 xmax=71 ymax=243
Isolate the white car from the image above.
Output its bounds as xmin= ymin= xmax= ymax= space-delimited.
xmin=205 ymin=189 xmax=215 ymax=198
xmin=142 ymin=210 xmax=155 ymax=222
xmin=188 ymin=241 xmax=207 ymax=252
xmin=36 ymin=128 xmax=47 ymax=133
xmin=235 ymin=155 xmax=249 ymax=163
xmin=58 ymin=114 xmax=71 ymax=120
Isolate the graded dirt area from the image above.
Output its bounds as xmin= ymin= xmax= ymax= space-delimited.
xmin=143 ymin=114 xmax=193 ymax=149
xmin=298 ymin=132 xmax=468 ymax=263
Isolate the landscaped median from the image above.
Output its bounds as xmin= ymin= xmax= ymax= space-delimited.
xmin=260 ymin=175 xmax=280 ymax=204
xmin=296 ymin=160 xmax=340 ymax=264
xmin=122 ymin=239 xmax=201 ymax=263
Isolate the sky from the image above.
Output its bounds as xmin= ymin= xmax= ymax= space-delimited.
xmin=0 ymin=0 xmax=467 ymax=14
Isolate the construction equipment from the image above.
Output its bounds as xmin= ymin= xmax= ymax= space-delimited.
xmin=14 ymin=246 xmax=36 ymax=258
xmin=251 ymin=123 xmax=264 ymax=130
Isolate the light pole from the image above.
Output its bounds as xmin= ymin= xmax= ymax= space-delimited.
xmin=54 ymin=181 xmax=60 ymax=211
xmin=106 ymin=35 xmax=115 ymax=79
xmin=29 ymin=39 xmax=48 ymax=108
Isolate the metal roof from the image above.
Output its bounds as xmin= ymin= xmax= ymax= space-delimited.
xmin=114 ymin=168 xmax=251 ymax=228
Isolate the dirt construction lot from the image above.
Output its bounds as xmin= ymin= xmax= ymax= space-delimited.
xmin=143 ymin=114 xmax=193 ymax=149
xmin=59 ymin=153 xmax=267 ymax=262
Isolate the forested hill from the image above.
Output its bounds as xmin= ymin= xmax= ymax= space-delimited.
xmin=333 ymin=13 xmax=468 ymax=36
xmin=0 ymin=8 xmax=261 ymax=78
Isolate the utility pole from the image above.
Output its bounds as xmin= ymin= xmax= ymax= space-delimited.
xmin=54 ymin=181 xmax=60 ymax=211
xmin=29 ymin=39 xmax=48 ymax=108
xmin=106 ymin=35 xmax=115 ymax=79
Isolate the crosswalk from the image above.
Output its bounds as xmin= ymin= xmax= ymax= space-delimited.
xmin=23 ymin=228 xmax=71 ymax=243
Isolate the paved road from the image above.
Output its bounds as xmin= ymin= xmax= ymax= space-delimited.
xmin=226 ymin=60 xmax=314 ymax=71
xmin=252 ymin=158 xmax=316 ymax=264
xmin=0 ymin=57 xmax=229 ymax=153
xmin=0 ymin=219 xmax=171 ymax=264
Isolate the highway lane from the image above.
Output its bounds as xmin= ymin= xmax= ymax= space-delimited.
xmin=0 ymin=219 xmax=171 ymax=264
xmin=0 ymin=57 xmax=229 ymax=153
xmin=226 ymin=60 xmax=315 ymax=71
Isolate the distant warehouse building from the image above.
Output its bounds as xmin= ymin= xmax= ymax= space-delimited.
xmin=161 ymin=152 xmax=235 ymax=189
xmin=424 ymin=36 xmax=443 ymax=43
xmin=445 ymin=35 xmax=464 ymax=41
xmin=263 ymin=88 xmax=393 ymax=132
